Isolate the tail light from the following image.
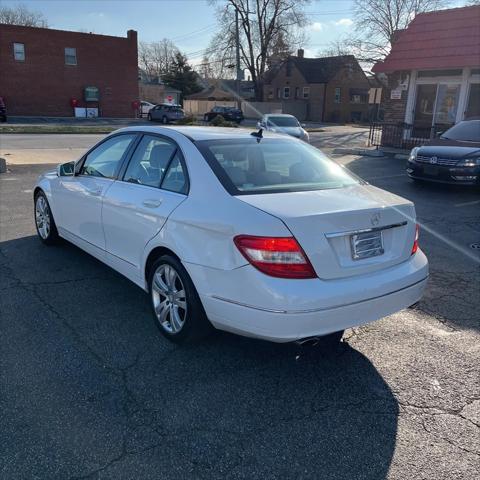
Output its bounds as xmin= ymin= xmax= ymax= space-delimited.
xmin=411 ymin=224 xmax=419 ymax=255
xmin=234 ymin=235 xmax=316 ymax=279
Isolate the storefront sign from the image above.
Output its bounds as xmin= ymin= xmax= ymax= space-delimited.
xmin=84 ymin=86 xmax=100 ymax=102
xmin=390 ymin=89 xmax=402 ymax=100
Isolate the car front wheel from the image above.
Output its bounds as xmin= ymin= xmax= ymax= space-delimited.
xmin=34 ymin=191 xmax=59 ymax=245
xmin=148 ymin=255 xmax=212 ymax=344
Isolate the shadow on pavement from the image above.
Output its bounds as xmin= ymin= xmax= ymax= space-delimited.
xmin=1 ymin=235 xmax=399 ymax=479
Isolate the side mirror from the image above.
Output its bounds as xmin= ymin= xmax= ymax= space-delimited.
xmin=57 ymin=161 xmax=75 ymax=176
xmin=301 ymin=123 xmax=306 ymax=128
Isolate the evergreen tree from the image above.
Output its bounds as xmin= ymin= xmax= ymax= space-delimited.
xmin=163 ymin=53 xmax=202 ymax=99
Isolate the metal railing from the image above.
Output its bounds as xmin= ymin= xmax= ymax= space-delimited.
xmin=368 ymin=122 xmax=449 ymax=150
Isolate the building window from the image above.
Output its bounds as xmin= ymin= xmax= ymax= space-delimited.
xmin=13 ymin=43 xmax=25 ymax=61
xmin=295 ymin=87 xmax=299 ymax=98
xmin=65 ymin=47 xmax=77 ymax=65
xmin=283 ymin=87 xmax=290 ymax=99
xmin=303 ymin=87 xmax=310 ymax=99
xmin=334 ymin=87 xmax=341 ymax=103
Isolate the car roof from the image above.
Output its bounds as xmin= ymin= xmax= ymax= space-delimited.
xmin=114 ymin=125 xmax=294 ymax=141
xmin=264 ymin=113 xmax=296 ymax=117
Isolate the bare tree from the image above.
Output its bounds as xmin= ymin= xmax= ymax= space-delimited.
xmin=198 ymin=36 xmax=236 ymax=79
xmin=209 ymin=0 xmax=310 ymax=100
xmin=139 ymin=39 xmax=180 ymax=82
xmin=464 ymin=0 xmax=480 ymax=5
xmin=349 ymin=0 xmax=446 ymax=65
xmin=317 ymin=39 xmax=353 ymax=58
xmin=0 ymin=3 xmax=48 ymax=27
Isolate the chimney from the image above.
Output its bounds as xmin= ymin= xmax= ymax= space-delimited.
xmin=297 ymin=49 xmax=304 ymax=58
xmin=127 ymin=29 xmax=137 ymax=42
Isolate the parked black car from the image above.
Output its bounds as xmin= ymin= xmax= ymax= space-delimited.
xmin=0 ymin=97 xmax=6 ymax=122
xmin=407 ymin=119 xmax=480 ymax=186
xmin=204 ymin=106 xmax=243 ymax=124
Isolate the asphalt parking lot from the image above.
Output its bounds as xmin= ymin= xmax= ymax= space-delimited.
xmin=0 ymin=131 xmax=479 ymax=479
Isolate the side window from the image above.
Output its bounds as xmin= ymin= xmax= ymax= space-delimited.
xmin=80 ymin=134 xmax=136 ymax=178
xmin=65 ymin=47 xmax=77 ymax=65
xmin=123 ymin=135 xmax=176 ymax=187
xmin=161 ymin=152 xmax=188 ymax=194
xmin=13 ymin=42 xmax=25 ymax=61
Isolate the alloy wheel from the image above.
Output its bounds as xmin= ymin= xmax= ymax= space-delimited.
xmin=151 ymin=264 xmax=187 ymax=333
xmin=35 ymin=195 xmax=50 ymax=240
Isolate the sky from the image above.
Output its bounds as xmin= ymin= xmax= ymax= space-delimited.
xmin=1 ymin=0 xmax=467 ymax=66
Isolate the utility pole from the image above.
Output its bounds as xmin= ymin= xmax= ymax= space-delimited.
xmin=235 ymin=8 xmax=242 ymax=109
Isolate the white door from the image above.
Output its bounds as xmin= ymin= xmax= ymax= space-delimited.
xmin=54 ymin=133 xmax=137 ymax=251
xmin=102 ymin=134 xmax=188 ymax=273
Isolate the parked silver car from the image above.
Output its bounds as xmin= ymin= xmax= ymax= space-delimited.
xmin=148 ymin=104 xmax=185 ymax=124
xmin=258 ymin=114 xmax=309 ymax=142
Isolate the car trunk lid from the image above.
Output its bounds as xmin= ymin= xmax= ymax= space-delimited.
xmin=237 ymin=185 xmax=417 ymax=280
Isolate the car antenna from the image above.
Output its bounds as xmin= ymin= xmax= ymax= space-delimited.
xmin=250 ymin=128 xmax=263 ymax=142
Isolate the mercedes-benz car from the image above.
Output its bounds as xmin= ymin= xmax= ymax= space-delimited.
xmin=34 ymin=126 xmax=428 ymax=345
xmin=407 ymin=119 xmax=480 ymax=185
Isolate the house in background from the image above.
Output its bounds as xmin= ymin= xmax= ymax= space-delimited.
xmin=372 ymin=5 xmax=480 ymax=138
xmin=138 ymin=70 xmax=181 ymax=105
xmin=263 ymin=51 xmax=371 ymax=122
xmin=0 ymin=24 xmax=138 ymax=117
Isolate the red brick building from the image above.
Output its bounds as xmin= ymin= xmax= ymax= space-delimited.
xmin=0 ymin=25 xmax=139 ymax=117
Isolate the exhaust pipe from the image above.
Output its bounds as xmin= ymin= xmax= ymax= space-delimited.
xmin=295 ymin=336 xmax=320 ymax=347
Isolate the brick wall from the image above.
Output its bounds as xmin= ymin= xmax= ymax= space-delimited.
xmin=0 ymin=25 xmax=138 ymax=117
xmin=324 ymin=65 xmax=370 ymax=123
xmin=382 ymin=71 xmax=409 ymax=123
xmin=263 ymin=62 xmax=313 ymax=121
xmin=264 ymin=58 xmax=371 ymax=122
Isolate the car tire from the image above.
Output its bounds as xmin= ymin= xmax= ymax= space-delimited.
xmin=162 ymin=116 xmax=168 ymax=124
xmin=148 ymin=254 xmax=212 ymax=344
xmin=34 ymin=191 xmax=59 ymax=245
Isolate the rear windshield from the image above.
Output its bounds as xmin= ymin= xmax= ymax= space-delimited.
xmin=196 ymin=138 xmax=360 ymax=195
xmin=267 ymin=116 xmax=299 ymax=127
xmin=441 ymin=120 xmax=480 ymax=142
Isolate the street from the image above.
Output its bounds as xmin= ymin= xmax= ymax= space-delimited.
xmin=0 ymin=129 xmax=479 ymax=479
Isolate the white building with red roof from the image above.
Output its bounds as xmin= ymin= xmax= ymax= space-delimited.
xmin=372 ymin=5 xmax=480 ymax=139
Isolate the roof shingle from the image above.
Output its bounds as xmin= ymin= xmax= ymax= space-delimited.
xmin=372 ymin=5 xmax=480 ymax=73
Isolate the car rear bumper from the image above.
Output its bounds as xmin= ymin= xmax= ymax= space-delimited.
xmin=407 ymin=161 xmax=480 ymax=185
xmin=185 ymin=250 xmax=429 ymax=342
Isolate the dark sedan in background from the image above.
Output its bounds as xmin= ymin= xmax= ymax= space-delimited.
xmin=204 ymin=106 xmax=244 ymax=123
xmin=407 ymin=119 xmax=480 ymax=186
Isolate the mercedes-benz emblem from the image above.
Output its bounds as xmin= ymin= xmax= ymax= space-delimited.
xmin=429 ymin=156 xmax=438 ymax=164
xmin=371 ymin=213 xmax=381 ymax=226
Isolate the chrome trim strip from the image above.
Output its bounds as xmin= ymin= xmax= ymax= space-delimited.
xmin=325 ymin=221 xmax=408 ymax=239
xmin=211 ymin=276 xmax=428 ymax=315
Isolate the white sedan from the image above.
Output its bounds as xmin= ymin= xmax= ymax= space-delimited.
xmin=140 ymin=100 xmax=156 ymax=116
xmin=34 ymin=126 xmax=428 ymax=345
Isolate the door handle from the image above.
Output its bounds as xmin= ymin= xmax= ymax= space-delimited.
xmin=86 ymin=188 xmax=102 ymax=196
xmin=142 ymin=199 xmax=162 ymax=208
